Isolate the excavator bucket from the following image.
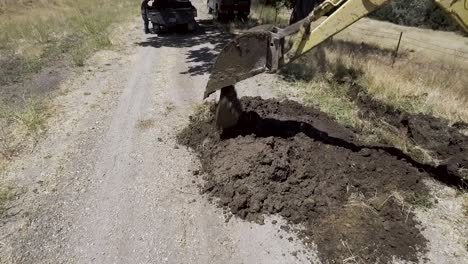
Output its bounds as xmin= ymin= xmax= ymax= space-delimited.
xmin=205 ymin=31 xmax=274 ymax=130
xmin=204 ymin=31 xmax=271 ymax=99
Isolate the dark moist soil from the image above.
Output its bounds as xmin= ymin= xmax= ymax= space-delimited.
xmin=348 ymin=84 xmax=468 ymax=184
xmin=178 ymin=97 xmax=430 ymax=263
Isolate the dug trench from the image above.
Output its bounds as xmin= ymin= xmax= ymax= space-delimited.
xmin=177 ymin=96 xmax=467 ymax=263
xmin=347 ymin=83 xmax=468 ymax=185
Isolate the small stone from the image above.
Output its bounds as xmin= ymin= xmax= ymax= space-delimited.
xmin=383 ymin=221 xmax=391 ymax=231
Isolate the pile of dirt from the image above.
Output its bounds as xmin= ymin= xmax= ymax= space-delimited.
xmin=178 ymin=97 xmax=431 ymax=263
xmin=348 ymin=84 xmax=468 ymax=183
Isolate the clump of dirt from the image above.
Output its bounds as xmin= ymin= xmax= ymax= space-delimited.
xmin=178 ymin=97 xmax=430 ymax=263
xmin=348 ymin=84 xmax=468 ymax=183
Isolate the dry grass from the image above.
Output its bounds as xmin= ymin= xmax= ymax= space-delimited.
xmin=279 ymin=37 xmax=467 ymax=163
xmin=250 ymin=2 xmax=468 ymax=124
xmin=463 ymin=194 xmax=468 ymax=216
xmin=0 ymin=184 xmax=14 ymax=217
xmin=0 ymin=0 xmax=138 ymax=84
xmin=191 ymin=102 xmax=213 ymax=123
xmin=0 ymin=98 xmax=49 ymax=161
xmin=250 ymin=1 xmax=290 ymax=26
xmin=324 ymin=41 xmax=467 ymax=123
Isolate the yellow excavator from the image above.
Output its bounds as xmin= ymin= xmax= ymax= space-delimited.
xmin=204 ymin=0 xmax=468 ymax=129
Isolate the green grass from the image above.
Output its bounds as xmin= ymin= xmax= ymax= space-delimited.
xmin=16 ymin=99 xmax=48 ymax=136
xmin=0 ymin=98 xmax=49 ymax=161
xmin=405 ymin=192 xmax=434 ymax=209
xmin=0 ymin=185 xmax=14 ymax=217
xmin=295 ymin=80 xmax=361 ymax=128
xmin=251 ymin=2 xmax=290 ymax=26
xmin=0 ymin=0 xmax=138 ymax=85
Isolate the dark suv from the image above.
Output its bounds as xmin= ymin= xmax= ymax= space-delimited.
xmin=207 ymin=0 xmax=251 ymax=20
xmin=147 ymin=0 xmax=198 ymax=32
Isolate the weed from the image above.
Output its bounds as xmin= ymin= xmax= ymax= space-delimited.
xmin=16 ymin=99 xmax=48 ymax=136
xmin=0 ymin=185 xmax=14 ymax=217
xmin=405 ymin=192 xmax=434 ymax=209
xmin=191 ymin=102 xmax=213 ymax=123
xmin=0 ymin=98 xmax=48 ymax=161
xmin=164 ymin=102 xmax=176 ymax=116
xmin=463 ymin=194 xmax=468 ymax=216
xmin=137 ymin=118 xmax=155 ymax=130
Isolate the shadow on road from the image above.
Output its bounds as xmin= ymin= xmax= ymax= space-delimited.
xmin=136 ymin=20 xmax=233 ymax=76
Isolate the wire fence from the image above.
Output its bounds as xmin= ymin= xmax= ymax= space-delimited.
xmin=251 ymin=2 xmax=468 ymax=65
xmin=342 ymin=24 xmax=468 ymax=64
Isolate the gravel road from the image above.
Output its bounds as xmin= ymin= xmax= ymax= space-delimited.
xmin=0 ymin=1 xmax=315 ymax=263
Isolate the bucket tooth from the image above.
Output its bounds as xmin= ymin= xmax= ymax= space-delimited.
xmin=215 ymin=86 xmax=242 ymax=130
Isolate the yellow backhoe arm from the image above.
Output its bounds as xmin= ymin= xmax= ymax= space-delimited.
xmin=436 ymin=0 xmax=468 ymax=32
xmin=206 ymin=0 xmax=468 ymax=129
xmin=284 ymin=0 xmax=390 ymax=64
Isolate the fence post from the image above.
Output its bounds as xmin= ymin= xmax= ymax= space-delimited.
xmin=392 ymin=32 xmax=403 ymax=67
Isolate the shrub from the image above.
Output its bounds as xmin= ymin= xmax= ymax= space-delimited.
xmin=372 ymin=0 xmax=457 ymax=30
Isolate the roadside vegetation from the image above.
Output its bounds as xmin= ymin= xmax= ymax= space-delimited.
xmin=0 ymin=0 xmax=138 ymax=85
xmin=0 ymin=98 xmax=49 ymax=163
xmin=462 ymin=193 xmax=468 ymax=215
xmin=278 ymin=38 xmax=467 ymax=165
xmin=372 ymin=0 xmax=457 ymax=31
xmin=249 ymin=2 xmax=467 ymax=167
xmin=0 ymin=0 xmax=138 ymax=180
xmin=251 ymin=1 xmax=290 ymax=26
xmin=0 ymin=185 xmax=14 ymax=217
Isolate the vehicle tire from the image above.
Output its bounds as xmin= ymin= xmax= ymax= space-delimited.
xmin=158 ymin=25 xmax=167 ymax=34
xmin=238 ymin=13 xmax=249 ymax=22
xmin=214 ymin=5 xmax=224 ymax=22
xmin=186 ymin=22 xmax=196 ymax=32
xmin=207 ymin=0 xmax=212 ymax=13
xmin=216 ymin=12 xmax=226 ymax=22
xmin=152 ymin=23 xmax=160 ymax=34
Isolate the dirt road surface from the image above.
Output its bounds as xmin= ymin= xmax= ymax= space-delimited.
xmin=0 ymin=1 xmax=313 ymax=263
xmin=1 ymin=1 xmax=467 ymax=263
